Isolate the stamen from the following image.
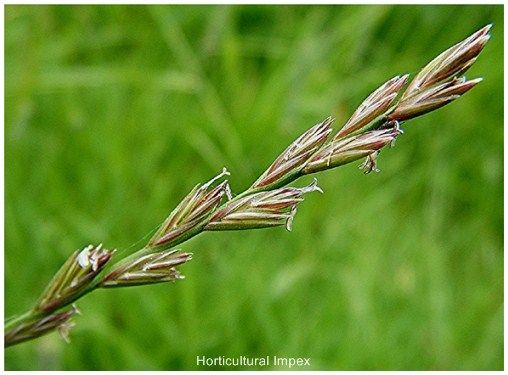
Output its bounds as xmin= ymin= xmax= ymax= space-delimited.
xmin=77 ymin=248 xmax=90 ymax=268
xmin=224 ymin=182 xmax=233 ymax=200
xmin=300 ymin=178 xmax=324 ymax=194
xmin=285 ymin=205 xmax=298 ymax=231
xmin=202 ymin=167 xmax=231 ymax=190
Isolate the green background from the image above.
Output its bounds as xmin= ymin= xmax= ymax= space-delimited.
xmin=5 ymin=5 xmax=503 ymax=370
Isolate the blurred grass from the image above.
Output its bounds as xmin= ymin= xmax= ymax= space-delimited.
xmin=4 ymin=5 xmax=503 ymax=370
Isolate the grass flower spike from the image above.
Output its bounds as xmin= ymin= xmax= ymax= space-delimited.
xmin=4 ymin=24 xmax=491 ymax=348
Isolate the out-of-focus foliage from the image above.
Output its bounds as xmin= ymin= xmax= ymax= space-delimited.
xmin=5 ymin=5 xmax=503 ymax=370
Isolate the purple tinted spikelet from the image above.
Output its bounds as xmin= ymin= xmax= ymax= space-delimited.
xmin=102 ymin=249 xmax=192 ymax=287
xmin=4 ymin=304 xmax=80 ymax=346
xmin=390 ymin=77 xmax=482 ymax=121
xmin=402 ymin=24 xmax=491 ymax=100
xmin=335 ymin=75 xmax=408 ymax=140
xmin=207 ymin=179 xmax=323 ymax=231
xmin=303 ymin=123 xmax=402 ymax=175
xmin=149 ymin=168 xmax=231 ymax=248
xmin=35 ymin=244 xmax=114 ymax=312
xmin=251 ymin=117 xmax=333 ymax=191
xmin=390 ymin=24 xmax=490 ymax=122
